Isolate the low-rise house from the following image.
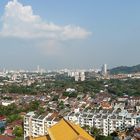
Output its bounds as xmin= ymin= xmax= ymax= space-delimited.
xmin=128 ymin=97 xmax=140 ymax=107
xmin=2 ymin=100 xmax=15 ymax=106
xmin=66 ymin=88 xmax=76 ymax=93
xmin=0 ymin=115 xmax=6 ymax=130
xmin=100 ymin=101 xmax=112 ymax=109
xmin=4 ymin=129 xmax=13 ymax=136
xmin=0 ymin=135 xmax=15 ymax=140
xmin=58 ymin=96 xmax=69 ymax=102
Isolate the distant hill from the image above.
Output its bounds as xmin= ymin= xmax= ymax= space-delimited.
xmin=110 ymin=64 xmax=140 ymax=74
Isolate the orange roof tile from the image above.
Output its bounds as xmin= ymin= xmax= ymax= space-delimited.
xmin=30 ymin=118 xmax=94 ymax=140
xmin=47 ymin=118 xmax=94 ymax=140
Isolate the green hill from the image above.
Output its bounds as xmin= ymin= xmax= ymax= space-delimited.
xmin=110 ymin=64 xmax=140 ymax=74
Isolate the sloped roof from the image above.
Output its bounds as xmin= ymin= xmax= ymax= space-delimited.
xmin=30 ymin=136 xmax=50 ymax=140
xmin=30 ymin=118 xmax=94 ymax=140
xmin=0 ymin=135 xmax=14 ymax=140
xmin=47 ymin=118 xmax=94 ymax=140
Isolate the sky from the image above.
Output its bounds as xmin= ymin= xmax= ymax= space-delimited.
xmin=0 ymin=0 xmax=140 ymax=70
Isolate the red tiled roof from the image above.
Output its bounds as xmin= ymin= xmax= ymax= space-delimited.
xmin=5 ymin=129 xmax=13 ymax=135
xmin=7 ymin=120 xmax=23 ymax=128
xmin=101 ymin=101 xmax=112 ymax=109
xmin=0 ymin=115 xmax=6 ymax=121
xmin=0 ymin=135 xmax=14 ymax=140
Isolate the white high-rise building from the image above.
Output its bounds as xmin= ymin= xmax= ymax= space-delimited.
xmin=80 ymin=72 xmax=85 ymax=81
xmin=37 ymin=65 xmax=40 ymax=73
xmin=75 ymin=72 xmax=80 ymax=81
xmin=24 ymin=112 xmax=59 ymax=139
xmin=74 ymin=71 xmax=85 ymax=81
xmin=101 ymin=64 xmax=107 ymax=76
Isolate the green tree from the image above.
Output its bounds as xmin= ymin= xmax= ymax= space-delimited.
xmin=52 ymin=95 xmax=59 ymax=101
xmin=0 ymin=127 xmax=5 ymax=134
xmin=96 ymin=135 xmax=112 ymax=140
xmin=59 ymin=101 xmax=64 ymax=109
xmin=37 ymin=107 xmax=45 ymax=115
xmin=13 ymin=126 xmax=23 ymax=137
xmin=29 ymin=100 xmax=39 ymax=111
xmin=7 ymin=114 xmax=22 ymax=123
xmin=90 ymin=127 xmax=101 ymax=138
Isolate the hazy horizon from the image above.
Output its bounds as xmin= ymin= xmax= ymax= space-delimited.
xmin=0 ymin=0 xmax=140 ymax=69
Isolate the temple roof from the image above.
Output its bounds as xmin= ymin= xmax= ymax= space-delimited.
xmin=30 ymin=118 xmax=94 ymax=140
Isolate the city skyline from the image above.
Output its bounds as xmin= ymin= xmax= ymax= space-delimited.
xmin=0 ymin=0 xmax=140 ymax=69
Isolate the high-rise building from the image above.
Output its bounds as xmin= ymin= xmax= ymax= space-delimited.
xmin=37 ymin=65 xmax=40 ymax=73
xmin=74 ymin=71 xmax=85 ymax=81
xmin=24 ymin=112 xmax=59 ymax=139
xmin=74 ymin=72 xmax=80 ymax=81
xmin=80 ymin=72 xmax=85 ymax=81
xmin=101 ymin=64 xmax=107 ymax=76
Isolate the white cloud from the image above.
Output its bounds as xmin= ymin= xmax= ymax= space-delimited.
xmin=0 ymin=0 xmax=91 ymax=40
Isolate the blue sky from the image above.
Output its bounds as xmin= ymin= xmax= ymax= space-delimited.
xmin=0 ymin=0 xmax=140 ymax=70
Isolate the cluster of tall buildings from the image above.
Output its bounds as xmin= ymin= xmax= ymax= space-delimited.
xmin=74 ymin=71 xmax=86 ymax=81
xmin=68 ymin=71 xmax=86 ymax=81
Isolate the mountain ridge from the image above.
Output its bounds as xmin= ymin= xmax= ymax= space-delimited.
xmin=110 ymin=64 xmax=140 ymax=74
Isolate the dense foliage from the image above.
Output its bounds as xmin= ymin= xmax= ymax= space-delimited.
xmin=0 ymin=104 xmax=20 ymax=116
xmin=107 ymin=79 xmax=140 ymax=96
xmin=13 ymin=126 xmax=23 ymax=137
xmin=1 ymin=78 xmax=140 ymax=97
